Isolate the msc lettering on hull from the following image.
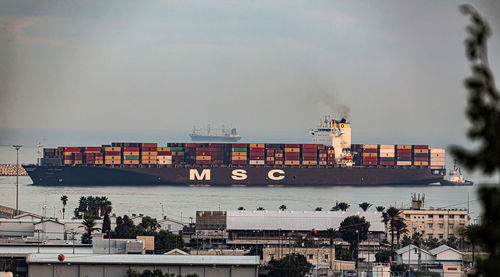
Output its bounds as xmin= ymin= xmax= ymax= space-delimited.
xmin=188 ymin=169 xmax=286 ymax=181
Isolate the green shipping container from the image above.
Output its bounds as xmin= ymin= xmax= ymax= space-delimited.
xmin=232 ymin=148 xmax=247 ymax=152
xmin=170 ymin=147 xmax=184 ymax=152
xmin=123 ymin=155 xmax=139 ymax=160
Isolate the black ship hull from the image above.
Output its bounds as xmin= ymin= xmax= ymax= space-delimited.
xmin=24 ymin=165 xmax=444 ymax=186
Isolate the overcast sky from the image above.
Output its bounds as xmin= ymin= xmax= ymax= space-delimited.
xmin=1 ymin=0 xmax=500 ymax=148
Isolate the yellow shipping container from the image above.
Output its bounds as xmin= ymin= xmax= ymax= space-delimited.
xmin=275 ymin=161 xmax=283 ymax=165
xmin=284 ymin=160 xmax=300 ymax=165
xmin=232 ymin=156 xmax=247 ymax=161
xmin=363 ymin=153 xmax=378 ymax=157
xmin=142 ymin=160 xmax=158 ymax=164
xmin=104 ymin=147 xmax=121 ymax=151
xmin=123 ymin=151 xmax=140 ymax=156
xmin=232 ymin=152 xmax=247 ymax=157
xmin=157 ymin=147 xmax=170 ymax=151
xmin=172 ymin=151 xmax=184 ymax=156
xmin=275 ymin=153 xmax=283 ymax=158
xmin=319 ymin=154 xmax=327 ymax=158
xmin=141 ymin=151 xmax=158 ymax=156
xmin=95 ymin=160 xmax=103 ymax=165
xmin=413 ymin=149 xmax=429 ymax=154
xmin=196 ymin=156 xmax=211 ymax=161
xmin=250 ymin=143 xmax=265 ymax=148
xmin=266 ymin=157 xmax=275 ymax=161
xmin=319 ymin=161 xmax=327 ymax=165
xmin=74 ymin=161 xmax=83 ymax=165
xmin=123 ymin=160 xmax=139 ymax=165
xmin=63 ymin=160 xmax=72 ymax=165
xmin=327 ymin=150 xmax=335 ymax=154
xmin=285 ymin=148 xmax=300 ymax=153
xmin=302 ymin=161 xmax=317 ymax=165
xmin=414 ymin=161 xmax=429 ymax=166
xmin=397 ymin=145 xmax=412 ymax=150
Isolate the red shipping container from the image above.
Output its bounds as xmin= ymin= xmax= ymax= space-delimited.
xmin=84 ymin=147 xmax=101 ymax=151
xmin=123 ymin=147 xmax=139 ymax=151
xmin=413 ymin=145 xmax=429 ymax=149
xmin=302 ymin=144 xmax=317 ymax=149
xmin=141 ymin=143 xmax=158 ymax=147
xmin=363 ymin=157 xmax=377 ymax=162
xmin=363 ymin=149 xmax=377 ymax=153
xmin=104 ymin=151 xmax=121 ymax=155
xmin=232 ymin=144 xmax=247 ymax=148
xmin=379 ymin=161 xmax=395 ymax=166
xmin=64 ymin=147 xmax=81 ymax=152
xmin=285 ymin=144 xmax=300 ymax=148
xmin=249 ymin=148 xmax=265 ymax=153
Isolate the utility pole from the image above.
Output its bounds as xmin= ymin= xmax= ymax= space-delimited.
xmin=13 ymin=145 xmax=22 ymax=216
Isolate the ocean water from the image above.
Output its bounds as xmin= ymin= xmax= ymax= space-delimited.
xmin=0 ymin=176 xmax=481 ymax=224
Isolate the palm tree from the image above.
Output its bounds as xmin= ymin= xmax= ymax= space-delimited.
xmin=375 ymin=206 xmax=385 ymax=212
xmin=393 ymin=218 xmax=408 ymax=248
xmin=382 ymin=206 xmax=401 ymax=257
xmin=331 ymin=201 xmax=340 ymax=211
xmin=60 ymin=195 xmax=68 ymax=219
xmin=257 ymin=207 xmax=265 ymax=211
xmin=238 ymin=206 xmax=245 ymax=210
xmin=359 ymin=202 xmax=372 ymax=212
xmin=81 ymin=215 xmax=100 ymax=244
xmin=315 ymin=207 xmax=322 ymax=211
xmin=279 ymin=205 xmax=287 ymax=211
xmin=338 ymin=202 xmax=350 ymax=211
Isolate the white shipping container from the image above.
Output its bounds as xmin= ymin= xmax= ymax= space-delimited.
xmin=249 ymin=160 xmax=265 ymax=165
xmin=430 ymin=148 xmax=445 ymax=153
xmin=379 ymin=150 xmax=395 ymax=154
xmin=379 ymin=153 xmax=395 ymax=157
xmin=379 ymin=145 xmax=395 ymax=149
xmin=396 ymin=161 xmax=412 ymax=166
xmin=430 ymin=153 xmax=445 ymax=158
xmin=430 ymin=166 xmax=445 ymax=169
xmin=157 ymin=160 xmax=172 ymax=165
xmin=363 ymin=144 xmax=378 ymax=149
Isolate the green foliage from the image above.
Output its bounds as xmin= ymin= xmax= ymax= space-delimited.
xmin=339 ymin=215 xmax=370 ymax=263
xmin=382 ymin=206 xmax=403 ymax=256
xmin=401 ymin=235 xmax=412 ymax=247
xmin=126 ymin=268 xmax=175 ymax=277
xmin=257 ymin=207 xmax=265 ymax=210
xmin=238 ymin=206 xmax=245 ymax=210
xmin=102 ymin=213 xmax=111 ymax=236
xmin=80 ymin=214 xmax=99 ymax=244
xmin=61 ymin=195 xmax=68 ymax=219
xmin=76 ymin=196 xmax=112 ymax=219
xmin=136 ymin=216 xmax=161 ymax=236
xmin=359 ymin=202 xmax=372 ymax=212
xmin=375 ymin=206 xmax=385 ymax=212
xmin=266 ymin=253 xmax=312 ymax=277
xmin=113 ymin=215 xmax=136 ymax=238
xmin=338 ymin=202 xmax=350 ymax=211
xmin=452 ymin=5 xmax=500 ymax=276
xmin=375 ymin=250 xmax=391 ymax=263
xmin=315 ymin=207 xmax=322 ymax=211
xmin=335 ymin=245 xmax=351 ymax=261
xmin=155 ymin=230 xmax=185 ymax=254
xmin=244 ymin=247 xmax=263 ymax=259
xmin=279 ymin=204 xmax=287 ymax=211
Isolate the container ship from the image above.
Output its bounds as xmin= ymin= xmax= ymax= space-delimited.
xmin=24 ymin=118 xmax=446 ymax=186
xmin=189 ymin=125 xmax=241 ymax=142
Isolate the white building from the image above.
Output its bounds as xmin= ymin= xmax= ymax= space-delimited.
xmin=429 ymin=245 xmax=464 ymax=265
xmin=34 ymin=219 xmax=65 ymax=241
xmin=394 ymin=245 xmax=435 ymax=265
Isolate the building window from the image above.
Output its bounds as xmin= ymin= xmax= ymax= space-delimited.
xmin=428 ymin=214 xmax=434 ymax=219
xmin=449 ymin=215 xmax=455 ymax=218
xmin=439 ymin=215 xmax=444 ymax=219
xmin=406 ymin=215 xmax=410 ymax=219
xmin=309 ymin=254 xmax=314 ymax=259
xmin=439 ymin=223 xmax=444 ymax=228
xmin=325 ymin=254 xmax=329 ymax=259
xmin=460 ymin=215 xmax=465 ymax=219
xmin=428 ymin=234 xmax=433 ymax=239
xmin=439 ymin=234 xmax=444 ymax=239
xmin=449 ymin=223 xmax=454 ymax=229
xmin=428 ymin=223 xmax=433 ymax=228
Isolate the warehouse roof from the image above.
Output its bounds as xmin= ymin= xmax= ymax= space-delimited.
xmin=226 ymin=210 xmax=385 ymax=232
xmin=26 ymin=253 xmax=260 ymax=266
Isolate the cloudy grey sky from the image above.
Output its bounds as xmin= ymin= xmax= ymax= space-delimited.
xmin=1 ymin=0 xmax=500 ymax=148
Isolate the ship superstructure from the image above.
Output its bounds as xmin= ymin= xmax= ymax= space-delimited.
xmin=190 ymin=125 xmax=241 ymax=142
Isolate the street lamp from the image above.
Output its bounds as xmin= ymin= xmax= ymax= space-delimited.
xmin=12 ymin=145 xmax=22 ymax=216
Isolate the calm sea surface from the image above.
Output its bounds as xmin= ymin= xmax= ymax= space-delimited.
xmin=0 ymin=176 xmax=481 ymax=224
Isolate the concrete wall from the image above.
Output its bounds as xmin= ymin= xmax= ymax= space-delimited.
xmin=436 ymin=250 xmax=463 ymax=264
xmin=28 ymin=264 xmax=257 ymax=277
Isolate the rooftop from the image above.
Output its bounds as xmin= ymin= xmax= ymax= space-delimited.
xmin=27 ymin=253 xmax=260 ymax=266
xmin=226 ymin=210 xmax=385 ymax=232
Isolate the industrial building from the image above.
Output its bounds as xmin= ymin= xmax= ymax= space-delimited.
xmin=26 ymin=253 xmax=259 ymax=277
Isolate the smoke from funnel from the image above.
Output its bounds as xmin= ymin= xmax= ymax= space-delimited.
xmin=309 ymin=85 xmax=350 ymax=120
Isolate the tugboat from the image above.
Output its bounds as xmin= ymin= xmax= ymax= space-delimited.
xmin=440 ymin=161 xmax=474 ymax=186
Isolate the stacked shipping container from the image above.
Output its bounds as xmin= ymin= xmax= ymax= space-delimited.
xmin=379 ymin=145 xmax=395 ymax=166
xmin=430 ymin=148 xmax=445 ymax=169
xmin=413 ymin=145 xmax=429 ymax=166
xmin=103 ymin=147 xmax=121 ymax=165
xmin=249 ymin=144 xmax=265 ymax=165
xmin=284 ymin=144 xmax=300 ymax=165
xmin=141 ymin=143 xmax=158 ymax=165
xmin=231 ymin=144 xmax=247 ymax=165
xmin=301 ymin=144 xmax=317 ymax=165
xmin=396 ymin=145 xmax=412 ymax=166
xmin=362 ymin=144 xmax=378 ymax=166
xmin=157 ymin=147 xmax=172 ymax=165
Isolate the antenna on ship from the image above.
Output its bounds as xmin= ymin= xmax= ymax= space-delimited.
xmin=37 ymin=142 xmax=43 ymax=166
xmin=207 ymin=124 xmax=211 ymax=135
